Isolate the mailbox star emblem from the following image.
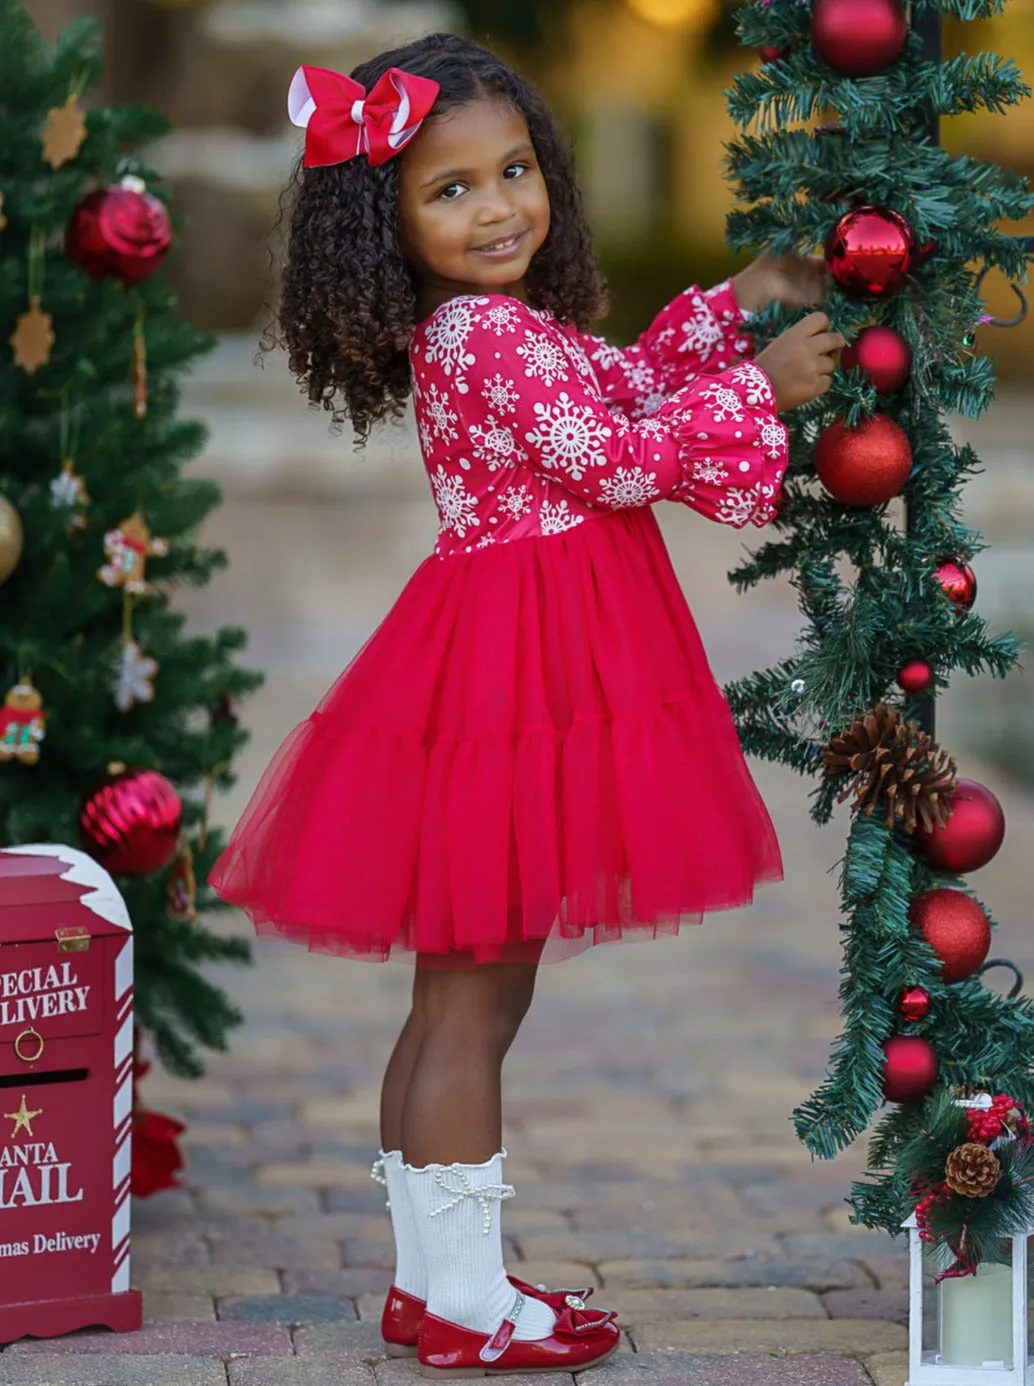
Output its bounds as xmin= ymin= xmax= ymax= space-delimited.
xmin=4 ymin=1093 xmax=43 ymax=1138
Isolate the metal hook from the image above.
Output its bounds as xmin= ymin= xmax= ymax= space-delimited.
xmin=974 ymin=238 xmax=1034 ymax=328
xmin=978 ymin=957 xmax=1024 ymax=999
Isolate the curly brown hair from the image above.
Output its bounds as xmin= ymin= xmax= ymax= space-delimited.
xmin=262 ymin=31 xmax=608 ymax=446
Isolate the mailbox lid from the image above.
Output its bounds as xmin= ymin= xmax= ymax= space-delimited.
xmin=0 ymin=845 xmax=131 ymax=944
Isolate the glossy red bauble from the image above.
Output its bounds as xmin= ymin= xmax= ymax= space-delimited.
xmin=914 ymin=778 xmax=1005 ymax=875
xmin=897 ymin=659 xmax=934 ymax=693
xmin=826 ymin=208 xmax=916 ymax=297
xmin=811 ymin=0 xmax=907 ymax=77
xmin=759 ymin=45 xmax=787 ymax=62
xmin=882 ymin=1035 xmax=938 ymax=1103
xmin=79 ymin=768 xmax=183 ymax=876
xmin=841 ymin=325 xmax=912 ymax=393
xmin=815 ymin=414 xmax=912 ymax=507
xmin=934 ymin=558 xmax=977 ymax=612
xmin=910 ymin=888 xmax=992 ymax=983
xmin=899 ymin=986 xmax=931 ymax=1022
xmin=66 ymin=176 xmax=171 ymax=284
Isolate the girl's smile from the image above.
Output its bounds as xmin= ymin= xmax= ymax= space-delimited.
xmin=398 ymin=97 xmax=551 ymax=313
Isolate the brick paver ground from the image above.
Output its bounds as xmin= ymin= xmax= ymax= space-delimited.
xmin=5 ymin=387 xmax=1034 ymax=1386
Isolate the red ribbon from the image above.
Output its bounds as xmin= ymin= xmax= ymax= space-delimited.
xmin=288 ymin=65 xmax=440 ymax=168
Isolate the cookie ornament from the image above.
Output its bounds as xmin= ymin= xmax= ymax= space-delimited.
xmin=98 ymin=514 xmax=168 ymax=594
xmin=0 ymin=680 xmax=46 ymax=765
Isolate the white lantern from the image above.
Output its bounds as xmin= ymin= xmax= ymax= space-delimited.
xmin=905 ymin=1096 xmax=1033 ymax=1384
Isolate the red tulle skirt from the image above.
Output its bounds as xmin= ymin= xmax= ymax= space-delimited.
xmin=209 ymin=507 xmax=782 ymax=965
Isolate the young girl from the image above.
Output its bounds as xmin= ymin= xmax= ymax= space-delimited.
xmin=211 ymin=30 xmax=844 ymax=1379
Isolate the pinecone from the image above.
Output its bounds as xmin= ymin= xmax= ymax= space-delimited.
xmin=944 ymin=1142 xmax=1003 ymax=1199
xmin=822 ymin=702 xmax=957 ymax=834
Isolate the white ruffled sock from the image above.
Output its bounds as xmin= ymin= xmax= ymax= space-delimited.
xmin=374 ymin=1149 xmax=427 ymax=1300
xmin=405 ymin=1150 xmax=556 ymax=1341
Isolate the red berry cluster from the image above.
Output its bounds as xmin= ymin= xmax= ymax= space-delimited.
xmin=967 ymin=1093 xmax=1021 ymax=1145
xmin=915 ymin=1181 xmax=950 ymax=1243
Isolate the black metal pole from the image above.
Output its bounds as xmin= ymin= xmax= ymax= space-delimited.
xmin=910 ymin=5 xmax=942 ymax=739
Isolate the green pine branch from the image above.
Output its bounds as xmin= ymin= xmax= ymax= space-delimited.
xmin=723 ymin=0 xmax=1034 ymax=1241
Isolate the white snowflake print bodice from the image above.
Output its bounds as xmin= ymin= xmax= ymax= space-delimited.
xmin=409 ymin=281 xmax=788 ymax=558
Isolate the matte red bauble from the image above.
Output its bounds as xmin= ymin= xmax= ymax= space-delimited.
xmin=914 ymin=778 xmax=1005 ymax=874
xmin=826 ymin=208 xmax=916 ymax=297
xmin=815 ymin=414 xmax=912 ymax=507
xmin=910 ymin=888 xmax=992 ymax=983
xmin=811 ymin=0 xmax=907 ymax=77
xmin=79 ymin=768 xmax=182 ymax=876
xmin=899 ymin=986 xmax=931 ymax=1021
xmin=882 ymin=1035 xmax=938 ymax=1103
xmin=759 ymin=45 xmax=787 ymax=62
xmin=934 ymin=558 xmax=977 ymax=612
xmin=66 ymin=176 xmax=171 ymax=284
xmin=897 ymin=659 xmax=934 ymax=693
xmin=841 ymin=326 xmax=912 ymax=393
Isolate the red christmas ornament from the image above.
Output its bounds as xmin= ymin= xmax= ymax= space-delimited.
xmin=811 ymin=0 xmax=907 ymax=77
xmin=79 ymin=767 xmax=183 ymax=876
xmin=815 ymin=414 xmax=912 ymax=507
xmin=759 ymin=45 xmax=787 ymax=62
xmin=909 ymin=888 xmax=992 ymax=983
xmin=934 ymin=558 xmax=977 ymax=612
xmin=897 ymin=659 xmax=934 ymax=693
xmin=66 ymin=175 xmax=171 ymax=284
xmin=899 ymin=986 xmax=931 ymax=1021
xmin=841 ymin=325 xmax=912 ymax=393
xmin=914 ymin=778 xmax=1005 ymax=874
xmin=825 ymin=208 xmax=916 ymax=297
xmin=882 ymin=1035 xmax=938 ymax=1103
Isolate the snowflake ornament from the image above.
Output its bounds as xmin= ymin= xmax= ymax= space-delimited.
xmin=113 ymin=640 xmax=159 ymax=712
xmin=49 ymin=459 xmax=89 ymax=530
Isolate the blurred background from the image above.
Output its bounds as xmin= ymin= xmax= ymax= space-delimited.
xmin=22 ymin=0 xmax=1034 ymax=805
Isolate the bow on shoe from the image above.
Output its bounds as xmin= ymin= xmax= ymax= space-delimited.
xmin=553 ymin=1305 xmax=618 ymax=1336
xmin=508 ymin=1276 xmax=595 ymax=1310
xmin=288 ymin=65 xmax=440 ymax=168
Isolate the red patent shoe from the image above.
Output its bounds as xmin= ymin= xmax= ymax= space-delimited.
xmin=417 ymin=1294 xmax=619 ymax=1378
xmin=382 ymin=1278 xmax=595 ymax=1354
xmin=382 ymin=1284 xmax=425 ymax=1358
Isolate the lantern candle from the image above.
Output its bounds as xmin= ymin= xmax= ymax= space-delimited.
xmin=940 ymin=1260 xmax=1013 ymax=1366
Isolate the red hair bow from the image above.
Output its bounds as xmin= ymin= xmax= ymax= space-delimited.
xmin=288 ymin=65 xmax=440 ymax=169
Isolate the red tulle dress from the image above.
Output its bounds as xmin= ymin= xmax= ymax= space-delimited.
xmin=209 ymin=281 xmax=788 ymax=965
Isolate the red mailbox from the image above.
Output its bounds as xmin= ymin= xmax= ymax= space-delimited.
xmin=0 ymin=844 xmax=143 ymax=1340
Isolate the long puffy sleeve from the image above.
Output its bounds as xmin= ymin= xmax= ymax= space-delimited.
xmin=453 ymin=295 xmax=788 ymax=530
xmin=570 ymin=280 xmax=754 ymax=420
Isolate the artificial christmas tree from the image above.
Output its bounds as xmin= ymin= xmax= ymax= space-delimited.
xmin=724 ymin=0 xmax=1034 ymax=1280
xmin=0 ymin=2 xmax=260 ymax=1184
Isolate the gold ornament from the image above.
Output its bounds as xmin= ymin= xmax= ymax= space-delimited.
xmin=0 ymin=495 xmax=24 ymax=583
xmin=4 ymin=1094 xmax=43 ymax=1138
xmin=945 ymin=1142 xmax=1002 ymax=1199
xmin=0 ymin=680 xmax=46 ymax=765
xmin=822 ymin=702 xmax=957 ymax=834
xmin=98 ymin=513 xmax=168 ymax=594
xmin=167 ymin=841 xmax=198 ymax=924
xmin=10 ymin=296 xmax=54 ymax=374
xmin=0 ymin=191 xmax=7 ymax=231
xmin=41 ymin=94 xmax=88 ymax=168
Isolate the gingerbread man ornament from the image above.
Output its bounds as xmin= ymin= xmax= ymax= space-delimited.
xmin=98 ymin=513 xmax=168 ymax=594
